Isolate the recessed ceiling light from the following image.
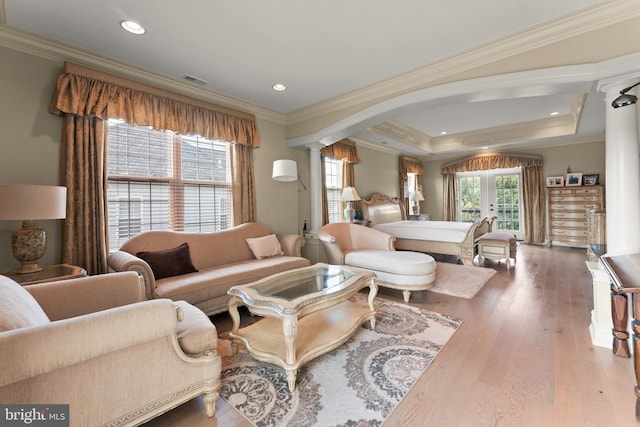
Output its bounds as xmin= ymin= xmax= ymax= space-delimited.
xmin=550 ymin=111 xmax=560 ymax=116
xmin=440 ymin=131 xmax=448 ymax=135
xmin=120 ymin=20 xmax=146 ymax=35
xmin=272 ymin=83 xmax=287 ymax=91
xmin=482 ymin=146 xmax=489 ymax=149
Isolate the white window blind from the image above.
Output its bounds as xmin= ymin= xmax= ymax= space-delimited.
xmin=324 ymin=157 xmax=343 ymax=223
xmin=106 ymin=120 xmax=232 ymax=252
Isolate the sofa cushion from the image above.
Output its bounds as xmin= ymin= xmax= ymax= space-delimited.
xmin=137 ymin=243 xmax=198 ymax=280
xmin=246 ymin=234 xmax=284 ymax=259
xmin=174 ymin=301 xmax=218 ymax=356
xmin=0 ymin=275 xmax=50 ymax=332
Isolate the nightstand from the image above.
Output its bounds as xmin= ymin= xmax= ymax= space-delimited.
xmin=407 ymin=214 xmax=430 ymax=221
xmin=2 ymin=263 xmax=87 ymax=286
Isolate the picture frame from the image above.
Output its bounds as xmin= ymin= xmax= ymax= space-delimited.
xmin=583 ymin=174 xmax=599 ymax=186
xmin=546 ymin=176 xmax=564 ymax=187
xmin=565 ymin=172 xmax=582 ymax=187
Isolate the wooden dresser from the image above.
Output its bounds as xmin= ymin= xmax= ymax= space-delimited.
xmin=545 ymin=185 xmax=605 ymax=248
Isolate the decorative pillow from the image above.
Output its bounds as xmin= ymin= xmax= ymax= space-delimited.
xmin=246 ymin=234 xmax=284 ymax=259
xmin=136 ymin=242 xmax=198 ymax=280
xmin=0 ymin=275 xmax=50 ymax=332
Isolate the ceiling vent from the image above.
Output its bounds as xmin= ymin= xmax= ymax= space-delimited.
xmin=183 ymin=74 xmax=209 ymax=86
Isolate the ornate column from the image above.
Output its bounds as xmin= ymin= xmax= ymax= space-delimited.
xmin=599 ymin=78 xmax=640 ymax=256
xmin=306 ymin=142 xmax=324 ymax=237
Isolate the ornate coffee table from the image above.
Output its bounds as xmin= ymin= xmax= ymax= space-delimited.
xmin=227 ymin=263 xmax=377 ymax=391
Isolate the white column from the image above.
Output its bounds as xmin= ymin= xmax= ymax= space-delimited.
xmin=599 ymin=79 xmax=640 ymax=256
xmin=306 ymin=142 xmax=324 ymax=237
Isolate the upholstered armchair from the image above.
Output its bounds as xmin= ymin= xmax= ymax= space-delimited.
xmin=0 ymin=271 xmax=221 ymax=427
xmin=318 ymin=223 xmax=436 ymax=303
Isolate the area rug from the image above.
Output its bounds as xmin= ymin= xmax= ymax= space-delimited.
xmin=218 ymin=294 xmax=462 ymax=427
xmin=430 ymin=262 xmax=497 ymax=299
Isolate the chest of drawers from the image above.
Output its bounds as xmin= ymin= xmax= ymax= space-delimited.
xmin=545 ymin=186 xmax=604 ymax=248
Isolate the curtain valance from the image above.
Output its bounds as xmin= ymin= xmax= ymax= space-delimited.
xmin=399 ymin=156 xmax=425 ymax=175
xmin=320 ymin=139 xmax=361 ymax=163
xmin=49 ymin=62 xmax=259 ymax=147
xmin=441 ymin=152 xmax=542 ymax=174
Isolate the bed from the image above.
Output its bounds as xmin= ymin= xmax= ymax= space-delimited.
xmin=360 ymin=193 xmax=492 ymax=266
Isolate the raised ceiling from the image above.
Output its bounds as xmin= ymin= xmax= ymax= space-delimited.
xmin=2 ymin=0 xmax=639 ymax=157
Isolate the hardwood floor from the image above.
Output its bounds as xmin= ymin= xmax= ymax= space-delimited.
xmin=145 ymin=244 xmax=637 ymax=427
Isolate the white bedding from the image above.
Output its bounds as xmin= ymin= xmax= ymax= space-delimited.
xmin=373 ymin=220 xmax=473 ymax=243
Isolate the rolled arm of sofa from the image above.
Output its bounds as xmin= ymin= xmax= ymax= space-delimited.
xmin=107 ymin=250 xmax=156 ymax=299
xmin=318 ymin=231 xmax=345 ymax=265
xmin=0 ymin=299 xmax=180 ymax=387
xmin=276 ymin=233 xmax=305 ymax=257
xmin=26 ymin=271 xmax=145 ymax=321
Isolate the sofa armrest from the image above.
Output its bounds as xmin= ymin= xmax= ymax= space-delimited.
xmin=107 ymin=250 xmax=156 ymax=299
xmin=0 ymin=299 xmax=180 ymax=387
xmin=276 ymin=233 xmax=305 ymax=257
xmin=318 ymin=231 xmax=345 ymax=265
xmin=174 ymin=301 xmax=218 ymax=357
xmin=352 ymin=226 xmax=396 ymax=251
xmin=25 ymin=272 xmax=145 ymax=321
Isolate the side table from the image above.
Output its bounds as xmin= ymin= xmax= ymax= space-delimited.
xmin=2 ymin=263 xmax=87 ymax=286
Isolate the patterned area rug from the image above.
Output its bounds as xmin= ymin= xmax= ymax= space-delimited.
xmin=219 ymin=294 xmax=462 ymax=427
xmin=430 ymin=262 xmax=497 ymax=299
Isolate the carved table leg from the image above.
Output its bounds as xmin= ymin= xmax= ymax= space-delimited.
xmin=367 ymin=279 xmax=378 ymax=329
xmin=283 ymin=315 xmax=298 ymax=391
xmin=632 ymin=293 xmax=640 ymax=421
xmin=611 ymin=290 xmax=631 ymax=357
xmin=228 ymin=296 xmax=241 ymax=354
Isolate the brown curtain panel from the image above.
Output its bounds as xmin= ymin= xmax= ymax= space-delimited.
xmin=440 ymin=152 xmax=544 ymax=243
xmin=50 ymin=62 xmax=259 ymax=272
xmin=399 ymin=156 xmax=425 ymax=216
xmin=60 ymin=115 xmax=109 ymax=275
xmin=231 ymin=143 xmax=257 ymax=224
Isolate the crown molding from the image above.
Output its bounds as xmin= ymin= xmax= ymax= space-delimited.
xmin=0 ymin=24 xmax=287 ymax=125
xmin=287 ymin=0 xmax=640 ymax=126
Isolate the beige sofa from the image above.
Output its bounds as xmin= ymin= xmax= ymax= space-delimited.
xmin=0 ymin=271 xmax=221 ymax=426
xmin=107 ymin=222 xmax=311 ymax=315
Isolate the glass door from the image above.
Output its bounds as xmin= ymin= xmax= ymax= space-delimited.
xmin=458 ymin=168 xmax=523 ymax=239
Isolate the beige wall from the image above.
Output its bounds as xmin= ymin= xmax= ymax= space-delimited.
xmin=420 ymin=140 xmax=606 ymax=221
xmin=0 ymin=46 xmax=301 ymax=272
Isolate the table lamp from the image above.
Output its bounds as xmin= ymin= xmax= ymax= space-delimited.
xmin=0 ymin=184 xmax=67 ymax=273
xmin=341 ymin=187 xmax=361 ymax=222
xmin=413 ymin=190 xmax=424 ymax=215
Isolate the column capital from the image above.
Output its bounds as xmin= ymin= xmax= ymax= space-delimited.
xmin=305 ymin=142 xmax=325 ymax=152
xmin=598 ymin=75 xmax=640 ymax=99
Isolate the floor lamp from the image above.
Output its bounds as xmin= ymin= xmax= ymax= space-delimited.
xmin=0 ymin=184 xmax=67 ymax=273
xmin=272 ymin=160 xmax=307 ymax=235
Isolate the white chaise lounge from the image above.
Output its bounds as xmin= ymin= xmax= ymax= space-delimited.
xmin=318 ymin=223 xmax=436 ymax=303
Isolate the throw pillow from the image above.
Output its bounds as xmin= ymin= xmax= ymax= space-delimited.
xmin=246 ymin=234 xmax=284 ymax=259
xmin=137 ymin=242 xmax=198 ymax=280
xmin=0 ymin=275 xmax=50 ymax=332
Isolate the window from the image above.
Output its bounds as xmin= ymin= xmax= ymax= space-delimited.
xmin=324 ymin=157 xmax=343 ymax=223
xmin=106 ymin=120 xmax=233 ymax=252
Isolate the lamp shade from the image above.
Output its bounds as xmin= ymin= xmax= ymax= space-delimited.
xmin=0 ymin=184 xmax=66 ymax=220
xmin=414 ymin=191 xmax=425 ymax=202
xmin=272 ymin=159 xmax=298 ymax=182
xmin=340 ymin=186 xmax=361 ymax=202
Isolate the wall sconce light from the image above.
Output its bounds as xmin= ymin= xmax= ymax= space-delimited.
xmin=0 ymin=184 xmax=67 ymax=273
xmin=612 ymin=81 xmax=640 ymax=108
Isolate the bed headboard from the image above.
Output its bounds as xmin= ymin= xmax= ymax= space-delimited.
xmin=361 ymin=193 xmax=407 ymax=225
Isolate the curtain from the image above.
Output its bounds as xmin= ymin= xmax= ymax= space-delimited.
xmin=60 ymin=115 xmax=109 ymax=274
xmin=50 ymin=62 xmax=259 ymax=273
xmin=231 ymin=144 xmax=257 ymax=224
xmin=440 ymin=152 xmax=544 ymax=243
xmin=399 ymin=156 xmax=425 ymax=216
xmin=320 ymin=139 xmax=360 ymax=224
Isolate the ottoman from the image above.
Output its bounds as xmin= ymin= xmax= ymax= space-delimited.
xmin=344 ymin=250 xmax=436 ymax=303
xmin=477 ymin=232 xmax=517 ymax=269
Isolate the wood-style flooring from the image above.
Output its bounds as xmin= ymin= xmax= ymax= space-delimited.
xmin=144 ymin=243 xmax=637 ymax=427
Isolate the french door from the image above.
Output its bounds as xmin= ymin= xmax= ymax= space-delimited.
xmin=457 ymin=167 xmax=523 ymax=239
